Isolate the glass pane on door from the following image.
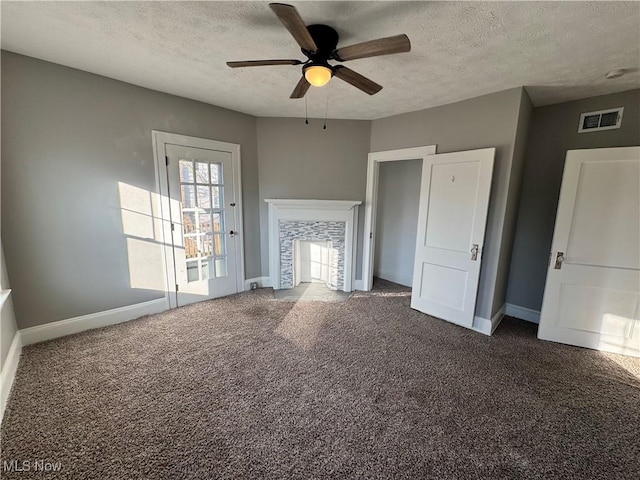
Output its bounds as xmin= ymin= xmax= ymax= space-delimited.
xmin=195 ymin=162 xmax=209 ymax=183
xmin=197 ymin=186 xmax=211 ymax=208
xmin=179 ymin=158 xmax=227 ymax=282
xmin=179 ymin=160 xmax=194 ymax=182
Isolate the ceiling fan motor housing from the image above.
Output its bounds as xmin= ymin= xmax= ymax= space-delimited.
xmin=304 ymin=24 xmax=339 ymax=69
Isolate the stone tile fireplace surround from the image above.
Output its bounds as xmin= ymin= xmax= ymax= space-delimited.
xmin=265 ymin=199 xmax=361 ymax=292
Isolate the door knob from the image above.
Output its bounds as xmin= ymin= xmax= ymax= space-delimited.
xmin=554 ymin=252 xmax=565 ymax=269
xmin=470 ymin=244 xmax=479 ymax=261
xmin=229 ymin=230 xmax=236 ymax=237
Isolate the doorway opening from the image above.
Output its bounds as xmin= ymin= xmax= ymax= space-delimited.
xmin=374 ymin=160 xmax=422 ymax=287
xmin=363 ymin=145 xmax=497 ymax=334
xmin=362 ymin=145 xmax=436 ymax=291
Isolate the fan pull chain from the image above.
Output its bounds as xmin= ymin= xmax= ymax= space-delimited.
xmin=323 ymin=94 xmax=329 ymax=130
xmin=305 ymin=96 xmax=309 ymax=125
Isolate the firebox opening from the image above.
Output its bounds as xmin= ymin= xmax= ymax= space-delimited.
xmin=293 ymin=240 xmax=333 ymax=289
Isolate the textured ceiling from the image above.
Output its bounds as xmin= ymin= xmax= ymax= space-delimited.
xmin=1 ymin=1 xmax=639 ymax=120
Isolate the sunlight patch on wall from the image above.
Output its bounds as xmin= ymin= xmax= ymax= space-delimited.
xmin=118 ymin=181 xmax=173 ymax=292
xmin=125 ymin=237 xmax=166 ymax=291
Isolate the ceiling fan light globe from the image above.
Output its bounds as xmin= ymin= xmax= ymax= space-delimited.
xmin=304 ymin=65 xmax=332 ymax=87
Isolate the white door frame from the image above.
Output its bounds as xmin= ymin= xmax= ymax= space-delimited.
xmin=361 ymin=145 xmax=437 ymax=291
xmin=151 ymin=131 xmax=245 ymax=305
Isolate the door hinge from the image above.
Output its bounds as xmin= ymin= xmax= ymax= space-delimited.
xmin=171 ymin=223 xmax=175 ymax=231
xmin=175 ymin=283 xmax=179 ymax=292
xmin=165 ymin=155 xmax=169 ymax=166
xmin=369 ymin=232 xmax=373 ymax=239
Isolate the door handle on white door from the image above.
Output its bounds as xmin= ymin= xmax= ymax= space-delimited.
xmin=470 ymin=244 xmax=479 ymax=261
xmin=554 ymin=252 xmax=565 ymax=269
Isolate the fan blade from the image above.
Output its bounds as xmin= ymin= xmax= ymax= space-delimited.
xmin=227 ymin=59 xmax=302 ymax=68
xmin=290 ymin=76 xmax=311 ymax=99
xmin=270 ymin=3 xmax=318 ymax=53
xmin=332 ymin=34 xmax=411 ymax=62
xmin=333 ymin=66 xmax=382 ymax=95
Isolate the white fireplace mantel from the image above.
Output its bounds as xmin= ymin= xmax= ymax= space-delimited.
xmin=265 ymin=199 xmax=361 ymax=210
xmin=265 ymin=199 xmax=362 ymax=291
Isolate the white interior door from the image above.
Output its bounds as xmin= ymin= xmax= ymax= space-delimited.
xmin=164 ymin=142 xmax=242 ymax=307
xmin=411 ymin=148 xmax=495 ymax=327
xmin=538 ymin=147 xmax=640 ymax=357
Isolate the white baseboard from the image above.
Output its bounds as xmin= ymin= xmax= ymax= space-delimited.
xmin=472 ymin=304 xmax=505 ymax=336
xmin=1 ymin=330 xmax=22 ymax=423
xmin=505 ymin=303 xmax=540 ymax=324
xmin=353 ymin=279 xmax=364 ymax=291
xmin=243 ymin=276 xmax=272 ymax=291
xmin=20 ymin=298 xmax=169 ymax=346
xmin=490 ymin=305 xmax=506 ymax=334
xmin=374 ymin=270 xmax=412 ymax=288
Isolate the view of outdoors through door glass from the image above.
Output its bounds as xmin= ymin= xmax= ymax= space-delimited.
xmin=179 ymin=158 xmax=228 ymax=282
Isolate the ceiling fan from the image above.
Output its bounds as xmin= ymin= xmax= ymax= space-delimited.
xmin=227 ymin=3 xmax=411 ymax=98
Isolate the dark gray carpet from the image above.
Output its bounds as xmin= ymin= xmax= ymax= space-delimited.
xmin=273 ymin=282 xmax=350 ymax=303
xmin=2 ymin=279 xmax=639 ymax=479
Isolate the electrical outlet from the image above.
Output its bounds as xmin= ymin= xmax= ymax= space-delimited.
xmin=250 ymin=282 xmax=258 ymax=290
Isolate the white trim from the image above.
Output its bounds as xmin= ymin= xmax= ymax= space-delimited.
xmin=0 ymin=330 xmax=22 ymax=423
xmin=351 ymin=206 xmax=359 ymax=290
xmin=265 ymin=199 xmax=361 ymax=292
xmin=264 ymin=199 xmax=360 ymax=210
xmin=19 ymin=298 xmax=168 ymax=346
xmin=505 ymin=303 xmax=541 ymax=324
xmin=151 ymin=132 xmax=174 ymax=308
xmin=152 ymin=131 xmax=246 ymax=307
xmin=362 ymin=145 xmax=437 ymax=291
xmin=353 ymin=279 xmax=364 ymax=291
xmin=374 ymin=269 xmax=412 ymax=288
xmin=243 ymin=276 xmax=272 ymax=290
xmin=472 ymin=304 xmax=505 ymax=336
xmin=230 ymin=143 xmax=246 ymax=294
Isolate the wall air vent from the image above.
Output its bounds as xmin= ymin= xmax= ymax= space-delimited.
xmin=578 ymin=107 xmax=623 ymax=133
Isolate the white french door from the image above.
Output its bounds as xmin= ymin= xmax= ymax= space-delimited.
xmin=154 ymin=132 xmax=243 ymax=308
xmin=411 ymin=148 xmax=495 ymax=327
xmin=538 ymin=147 xmax=640 ymax=357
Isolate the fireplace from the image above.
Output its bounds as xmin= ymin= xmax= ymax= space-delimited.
xmin=265 ymin=199 xmax=362 ymax=292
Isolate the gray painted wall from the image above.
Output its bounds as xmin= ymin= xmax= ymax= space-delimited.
xmin=507 ymin=89 xmax=640 ymax=311
xmin=1 ymin=243 xmax=19 ymax=371
xmin=256 ymin=117 xmax=371 ymax=280
xmin=1 ymin=52 xmax=260 ymax=329
xmin=374 ymin=160 xmax=422 ymax=287
xmin=491 ymin=89 xmax=534 ymax=314
xmin=6 ymin=48 xmax=635 ymax=333
xmin=370 ymin=87 xmax=524 ymax=321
